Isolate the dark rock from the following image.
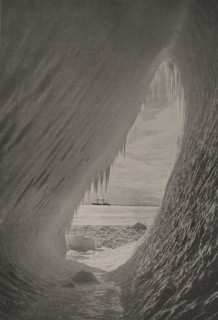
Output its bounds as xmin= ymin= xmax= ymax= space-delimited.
xmin=131 ymin=222 xmax=147 ymax=231
xmin=73 ymin=270 xmax=98 ymax=284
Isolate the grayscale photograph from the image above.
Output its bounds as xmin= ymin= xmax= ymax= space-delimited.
xmin=0 ymin=1 xmax=217 ymax=319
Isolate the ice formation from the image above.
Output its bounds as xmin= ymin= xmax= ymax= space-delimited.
xmin=0 ymin=1 xmax=218 ymax=319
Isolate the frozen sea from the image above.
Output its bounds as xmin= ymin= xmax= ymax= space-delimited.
xmin=72 ymin=205 xmax=159 ymax=227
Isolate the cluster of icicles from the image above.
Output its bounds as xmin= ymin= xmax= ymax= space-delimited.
xmin=81 ymin=60 xmax=186 ymax=204
xmin=91 ymin=139 xmax=126 ymax=197
xmin=74 ymin=139 xmax=127 ymax=211
xmin=147 ymin=60 xmax=186 ymax=149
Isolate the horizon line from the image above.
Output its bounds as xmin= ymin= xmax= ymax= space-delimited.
xmin=82 ymin=203 xmax=160 ymax=207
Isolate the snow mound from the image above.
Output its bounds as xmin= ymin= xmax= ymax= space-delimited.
xmin=67 ymin=235 xmax=96 ymax=252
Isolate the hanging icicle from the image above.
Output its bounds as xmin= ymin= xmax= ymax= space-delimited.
xmin=100 ymin=171 xmax=104 ymax=188
xmin=147 ymin=60 xmax=186 ymax=151
xmin=105 ymin=166 xmax=111 ymax=189
xmin=94 ymin=177 xmax=99 ymax=193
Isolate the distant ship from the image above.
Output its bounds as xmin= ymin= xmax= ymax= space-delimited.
xmin=92 ymin=197 xmax=111 ymax=206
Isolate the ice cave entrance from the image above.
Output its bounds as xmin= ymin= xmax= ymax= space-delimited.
xmin=65 ymin=61 xmax=185 ymax=270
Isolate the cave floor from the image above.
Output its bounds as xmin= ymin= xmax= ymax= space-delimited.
xmin=16 ymin=273 xmax=123 ymax=320
xmin=12 ymin=236 xmax=146 ymax=319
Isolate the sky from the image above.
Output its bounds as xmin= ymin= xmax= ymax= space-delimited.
xmin=84 ymin=62 xmax=184 ymax=206
xmin=84 ymin=100 xmax=181 ymax=206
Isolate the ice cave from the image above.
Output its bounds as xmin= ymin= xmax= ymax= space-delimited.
xmin=0 ymin=1 xmax=218 ymax=319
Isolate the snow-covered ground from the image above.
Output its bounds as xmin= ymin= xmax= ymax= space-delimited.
xmin=66 ymin=235 xmax=146 ymax=272
xmin=66 ymin=225 xmax=147 ymax=248
xmin=66 ymin=222 xmax=149 ymax=272
xmin=66 ymin=205 xmax=154 ymax=271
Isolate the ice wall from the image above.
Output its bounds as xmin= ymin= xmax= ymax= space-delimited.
xmin=0 ymin=1 xmax=218 ymax=319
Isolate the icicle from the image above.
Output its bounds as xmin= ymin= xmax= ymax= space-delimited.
xmin=87 ymin=182 xmax=91 ymax=197
xmin=146 ymin=60 xmax=186 ymax=151
xmin=87 ymin=187 xmax=91 ymax=200
xmin=100 ymin=171 xmax=104 ymax=188
xmin=105 ymin=166 xmax=111 ymax=189
xmin=94 ymin=177 xmax=99 ymax=193
xmin=122 ymin=139 xmax=126 ymax=158
xmin=74 ymin=205 xmax=78 ymax=217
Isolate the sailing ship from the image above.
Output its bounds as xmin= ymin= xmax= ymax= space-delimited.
xmin=92 ymin=196 xmax=111 ymax=206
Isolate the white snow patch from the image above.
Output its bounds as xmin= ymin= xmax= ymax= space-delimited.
xmin=66 ymin=236 xmax=145 ymax=272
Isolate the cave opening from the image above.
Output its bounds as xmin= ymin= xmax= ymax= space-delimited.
xmin=65 ymin=60 xmax=185 ymax=271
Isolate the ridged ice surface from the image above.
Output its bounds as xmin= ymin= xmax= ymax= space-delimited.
xmin=0 ymin=1 xmax=218 ymax=319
